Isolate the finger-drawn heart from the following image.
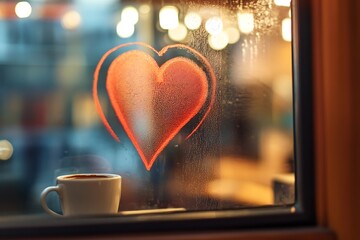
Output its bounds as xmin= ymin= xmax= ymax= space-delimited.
xmin=93 ymin=43 xmax=216 ymax=171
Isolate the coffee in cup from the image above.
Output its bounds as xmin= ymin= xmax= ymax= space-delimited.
xmin=40 ymin=173 xmax=121 ymax=217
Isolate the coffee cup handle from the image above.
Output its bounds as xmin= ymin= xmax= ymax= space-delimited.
xmin=40 ymin=186 xmax=63 ymax=217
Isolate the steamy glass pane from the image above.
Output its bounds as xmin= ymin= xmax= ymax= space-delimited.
xmin=0 ymin=0 xmax=293 ymax=216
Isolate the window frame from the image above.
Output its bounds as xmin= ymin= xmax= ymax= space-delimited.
xmin=0 ymin=0 xmax=316 ymax=237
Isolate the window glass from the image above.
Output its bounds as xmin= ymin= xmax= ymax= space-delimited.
xmin=0 ymin=0 xmax=293 ymax=216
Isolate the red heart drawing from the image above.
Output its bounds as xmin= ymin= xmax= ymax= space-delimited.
xmin=93 ymin=43 xmax=216 ymax=170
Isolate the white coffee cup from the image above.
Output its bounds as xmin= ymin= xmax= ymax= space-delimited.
xmin=41 ymin=173 xmax=121 ymax=217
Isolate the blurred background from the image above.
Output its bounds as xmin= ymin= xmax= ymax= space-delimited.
xmin=0 ymin=0 xmax=294 ymax=216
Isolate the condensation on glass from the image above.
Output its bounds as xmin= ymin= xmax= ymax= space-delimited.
xmin=0 ymin=0 xmax=294 ymax=216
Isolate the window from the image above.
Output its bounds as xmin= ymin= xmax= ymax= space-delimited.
xmin=0 ymin=0 xmax=314 ymax=236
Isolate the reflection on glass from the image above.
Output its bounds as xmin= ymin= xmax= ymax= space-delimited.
xmin=0 ymin=0 xmax=294 ymax=216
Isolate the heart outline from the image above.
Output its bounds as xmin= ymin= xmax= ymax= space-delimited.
xmin=93 ymin=42 xmax=216 ymax=170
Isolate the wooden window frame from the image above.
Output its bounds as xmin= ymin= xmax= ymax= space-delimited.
xmin=2 ymin=0 xmax=359 ymax=239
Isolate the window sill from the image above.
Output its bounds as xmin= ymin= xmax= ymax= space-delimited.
xmin=9 ymin=227 xmax=335 ymax=240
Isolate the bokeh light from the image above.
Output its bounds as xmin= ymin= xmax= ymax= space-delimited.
xmin=168 ymin=23 xmax=188 ymax=42
xmin=274 ymin=0 xmax=291 ymax=7
xmin=159 ymin=6 xmax=179 ymax=30
xmin=282 ymin=18 xmax=291 ymax=42
xmin=116 ymin=21 xmax=135 ymax=38
xmin=139 ymin=4 xmax=151 ymax=14
xmin=208 ymin=31 xmax=229 ymax=50
xmin=225 ymin=27 xmax=240 ymax=44
xmin=15 ymin=1 xmax=32 ymax=19
xmin=121 ymin=6 xmax=139 ymax=25
xmin=184 ymin=12 xmax=202 ymax=30
xmin=237 ymin=12 xmax=254 ymax=34
xmin=0 ymin=140 xmax=13 ymax=161
xmin=62 ymin=10 xmax=81 ymax=30
xmin=205 ymin=16 xmax=223 ymax=35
